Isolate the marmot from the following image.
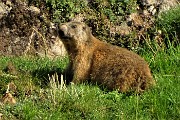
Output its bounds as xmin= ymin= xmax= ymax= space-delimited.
xmin=58 ymin=21 xmax=155 ymax=93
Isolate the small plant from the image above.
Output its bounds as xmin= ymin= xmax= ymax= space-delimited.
xmin=48 ymin=73 xmax=67 ymax=106
xmin=45 ymin=0 xmax=88 ymax=22
xmin=49 ymin=73 xmax=67 ymax=91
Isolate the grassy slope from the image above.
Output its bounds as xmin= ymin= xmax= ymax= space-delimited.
xmin=0 ymin=45 xmax=179 ymax=120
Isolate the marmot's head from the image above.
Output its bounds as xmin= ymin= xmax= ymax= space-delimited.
xmin=58 ymin=22 xmax=91 ymax=46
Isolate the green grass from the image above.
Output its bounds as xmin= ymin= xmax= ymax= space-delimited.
xmin=155 ymin=5 xmax=180 ymax=47
xmin=0 ymin=1 xmax=179 ymax=119
xmin=0 ymin=44 xmax=179 ymax=120
xmin=157 ymin=5 xmax=180 ymax=35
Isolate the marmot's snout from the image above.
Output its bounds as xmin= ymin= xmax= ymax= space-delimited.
xmin=59 ymin=24 xmax=68 ymax=39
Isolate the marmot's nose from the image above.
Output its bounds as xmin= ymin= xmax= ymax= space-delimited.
xmin=59 ymin=24 xmax=68 ymax=37
xmin=59 ymin=24 xmax=67 ymax=32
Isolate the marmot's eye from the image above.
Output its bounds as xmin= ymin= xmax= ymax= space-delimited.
xmin=82 ymin=26 xmax=86 ymax=30
xmin=71 ymin=25 xmax=77 ymax=29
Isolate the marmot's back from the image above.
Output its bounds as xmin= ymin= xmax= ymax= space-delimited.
xmin=90 ymin=42 xmax=154 ymax=92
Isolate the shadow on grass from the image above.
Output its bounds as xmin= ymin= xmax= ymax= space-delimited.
xmin=31 ymin=67 xmax=75 ymax=89
xmin=31 ymin=67 xmax=64 ymax=88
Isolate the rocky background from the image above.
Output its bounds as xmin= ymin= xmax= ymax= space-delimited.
xmin=0 ymin=0 xmax=179 ymax=58
xmin=0 ymin=0 xmax=66 ymax=58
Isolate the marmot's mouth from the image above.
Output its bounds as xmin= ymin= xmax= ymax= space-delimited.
xmin=59 ymin=30 xmax=65 ymax=38
xmin=59 ymin=30 xmax=71 ymax=40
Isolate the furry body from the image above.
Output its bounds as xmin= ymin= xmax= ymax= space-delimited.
xmin=58 ymin=21 xmax=155 ymax=92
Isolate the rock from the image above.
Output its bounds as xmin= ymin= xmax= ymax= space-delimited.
xmin=29 ymin=6 xmax=40 ymax=15
xmin=140 ymin=0 xmax=156 ymax=6
xmin=140 ymin=0 xmax=179 ymax=15
xmin=2 ymin=93 xmax=16 ymax=105
xmin=0 ymin=113 xmax=3 ymax=120
xmin=0 ymin=2 xmax=11 ymax=19
xmin=110 ymin=22 xmax=130 ymax=36
xmin=159 ymin=0 xmax=179 ymax=14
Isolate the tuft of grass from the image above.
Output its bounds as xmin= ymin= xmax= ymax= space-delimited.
xmin=156 ymin=5 xmax=180 ymax=46
xmin=157 ymin=5 xmax=180 ymax=34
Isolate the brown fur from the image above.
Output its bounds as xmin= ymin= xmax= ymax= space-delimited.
xmin=58 ymin=21 xmax=155 ymax=93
